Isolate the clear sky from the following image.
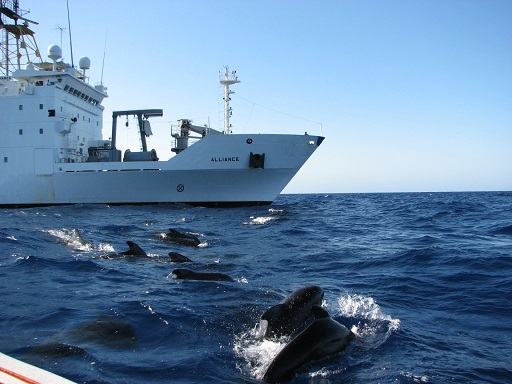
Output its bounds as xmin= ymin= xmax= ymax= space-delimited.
xmin=18 ymin=0 xmax=512 ymax=193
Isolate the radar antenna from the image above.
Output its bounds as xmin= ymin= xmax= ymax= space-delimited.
xmin=52 ymin=25 xmax=67 ymax=56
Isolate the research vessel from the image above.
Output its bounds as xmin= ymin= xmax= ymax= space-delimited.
xmin=0 ymin=2 xmax=323 ymax=207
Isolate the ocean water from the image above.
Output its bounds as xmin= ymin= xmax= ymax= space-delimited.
xmin=0 ymin=192 xmax=511 ymax=384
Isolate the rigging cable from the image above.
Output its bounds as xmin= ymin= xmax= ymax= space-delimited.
xmin=234 ymin=94 xmax=323 ymax=134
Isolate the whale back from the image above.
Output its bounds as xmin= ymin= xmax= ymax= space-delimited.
xmin=262 ymin=306 xmax=354 ymax=383
xmin=171 ymin=268 xmax=234 ymax=282
xmin=261 ymin=286 xmax=324 ymax=339
xmin=169 ymin=252 xmax=192 ymax=263
xmin=164 ymin=229 xmax=200 ymax=246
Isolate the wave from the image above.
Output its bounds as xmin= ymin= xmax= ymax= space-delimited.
xmin=490 ymin=223 xmax=512 ymax=235
xmin=1 ymin=192 xmax=510 ymax=384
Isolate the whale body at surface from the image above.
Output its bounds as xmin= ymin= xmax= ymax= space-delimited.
xmin=262 ymin=306 xmax=354 ymax=383
xmin=260 ymin=285 xmax=324 ymax=339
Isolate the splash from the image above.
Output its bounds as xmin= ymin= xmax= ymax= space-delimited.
xmin=46 ymin=228 xmax=115 ymax=254
xmin=46 ymin=229 xmax=95 ymax=251
xmin=243 ymin=216 xmax=275 ymax=225
xmin=97 ymin=243 xmax=115 ymax=253
xmin=337 ymin=293 xmax=400 ymax=343
xmin=244 ymin=207 xmax=286 ymax=225
xmin=400 ymin=371 xmax=430 ymax=382
xmin=233 ymin=326 xmax=286 ymax=380
xmin=310 ymin=366 xmax=347 ymax=379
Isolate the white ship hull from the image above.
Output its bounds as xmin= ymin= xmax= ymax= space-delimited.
xmin=1 ymin=134 xmax=323 ymax=207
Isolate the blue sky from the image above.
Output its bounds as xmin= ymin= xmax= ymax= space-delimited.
xmin=20 ymin=0 xmax=512 ymax=193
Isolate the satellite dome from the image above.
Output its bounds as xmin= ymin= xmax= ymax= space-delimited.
xmin=48 ymin=45 xmax=62 ymax=61
xmin=25 ymin=63 xmax=35 ymax=70
xmin=79 ymin=56 xmax=91 ymax=70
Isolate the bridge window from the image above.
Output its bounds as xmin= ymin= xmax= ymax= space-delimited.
xmin=39 ymin=104 xmax=43 ymax=109
xmin=3 ymin=157 xmax=7 ymax=163
xmin=39 ymin=129 xmax=44 ymax=134
xmin=19 ymin=129 xmax=23 ymax=135
xmin=19 ymin=105 xmax=23 ymax=110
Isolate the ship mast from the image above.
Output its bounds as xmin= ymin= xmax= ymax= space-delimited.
xmin=219 ymin=66 xmax=239 ymax=134
xmin=0 ymin=0 xmax=41 ymax=76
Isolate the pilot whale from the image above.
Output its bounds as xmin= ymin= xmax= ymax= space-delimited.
xmin=260 ymin=285 xmax=324 ymax=339
xmin=163 ymin=229 xmax=201 ymax=247
xmin=262 ymin=306 xmax=354 ymax=383
xmin=98 ymin=241 xmax=148 ymax=259
xmin=169 ymin=252 xmax=193 ymax=263
xmin=69 ymin=228 xmax=93 ymax=249
xmin=170 ymin=268 xmax=234 ymax=282
xmin=27 ymin=343 xmax=87 ymax=358
xmin=119 ymin=241 xmax=147 ymax=257
xmin=64 ymin=314 xmax=137 ymax=349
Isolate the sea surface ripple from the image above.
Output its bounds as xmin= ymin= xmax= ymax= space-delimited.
xmin=1 ymin=192 xmax=511 ymax=383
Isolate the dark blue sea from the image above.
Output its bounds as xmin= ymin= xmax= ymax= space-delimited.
xmin=1 ymin=192 xmax=511 ymax=384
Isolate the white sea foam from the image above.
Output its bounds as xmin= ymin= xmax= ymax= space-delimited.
xmin=97 ymin=243 xmax=115 ymax=252
xmin=243 ymin=216 xmax=275 ymax=225
xmin=46 ymin=228 xmax=116 ymax=254
xmin=400 ymin=371 xmax=431 ymax=382
xmin=46 ymin=228 xmax=95 ymax=251
xmin=337 ymin=293 xmax=400 ymax=345
xmin=233 ymin=326 xmax=286 ymax=380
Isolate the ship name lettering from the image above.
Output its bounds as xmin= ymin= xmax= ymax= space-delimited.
xmin=211 ymin=156 xmax=240 ymax=162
